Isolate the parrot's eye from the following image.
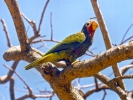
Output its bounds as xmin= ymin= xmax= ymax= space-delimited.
xmin=86 ymin=23 xmax=90 ymax=26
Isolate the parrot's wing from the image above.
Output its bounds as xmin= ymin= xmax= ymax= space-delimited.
xmin=45 ymin=32 xmax=85 ymax=55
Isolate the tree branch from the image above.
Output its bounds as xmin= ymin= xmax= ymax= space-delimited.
xmin=94 ymin=73 xmax=127 ymax=100
xmin=21 ymin=13 xmax=40 ymax=43
xmin=59 ymin=41 xmax=133 ymax=84
xmin=121 ymin=22 xmax=133 ymax=44
xmin=3 ymin=36 xmax=133 ymax=100
xmin=109 ymin=75 xmax=133 ymax=84
xmin=10 ymin=77 xmax=15 ymax=100
xmin=90 ymin=0 xmax=126 ymax=91
xmin=4 ymin=0 xmax=30 ymax=51
xmin=83 ymin=85 xmax=109 ymax=99
xmin=3 ymin=46 xmax=44 ymax=62
xmin=38 ymin=0 xmax=50 ymax=34
xmin=4 ymin=64 xmax=33 ymax=96
xmin=50 ymin=12 xmax=53 ymax=40
xmin=1 ymin=19 xmax=12 ymax=47
xmin=0 ymin=61 xmax=19 ymax=84
xmin=121 ymin=65 xmax=133 ymax=75
xmin=3 ymin=41 xmax=133 ymax=82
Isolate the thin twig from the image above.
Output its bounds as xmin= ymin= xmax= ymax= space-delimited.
xmin=21 ymin=13 xmax=37 ymax=35
xmin=16 ymin=93 xmax=54 ymax=100
xmin=49 ymin=91 xmax=54 ymax=100
xmin=120 ymin=65 xmax=133 ymax=75
xmin=94 ymin=77 xmax=98 ymax=89
xmin=36 ymin=37 xmax=47 ymax=49
xmin=10 ymin=77 xmax=15 ymax=100
xmin=37 ymin=45 xmax=46 ymax=50
xmin=90 ymin=17 xmax=97 ymax=19
xmin=32 ymin=39 xmax=60 ymax=44
xmin=87 ymin=50 xmax=96 ymax=56
xmin=121 ymin=22 xmax=133 ymax=44
xmin=85 ymin=53 xmax=95 ymax=57
xmin=94 ymin=73 xmax=127 ymax=100
xmin=102 ymin=89 xmax=107 ymax=100
xmin=109 ymin=75 xmax=133 ymax=84
xmin=120 ymin=36 xmax=133 ymax=45
xmin=75 ymin=79 xmax=81 ymax=90
xmin=0 ymin=61 xmax=19 ymax=84
xmin=4 ymin=64 xmax=33 ymax=95
xmin=75 ymin=82 xmax=103 ymax=90
xmin=83 ymin=85 xmax=109 ymax=99
xmin=38 ymin=0 xmax=50 ymax=34
xmin=21 ymin=13 xmax=40 ymax=43
xmin=50 ymin=12 xmax=53 ymax=40
xmin=1 ymin=19 xmax=12 ymax=47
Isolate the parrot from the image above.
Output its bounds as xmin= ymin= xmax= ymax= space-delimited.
xmin=25 ymin=20 xmax=98 ymax=70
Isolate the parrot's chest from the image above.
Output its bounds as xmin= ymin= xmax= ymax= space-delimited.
xmin=73 ymin=42 xmax=91 ymax=58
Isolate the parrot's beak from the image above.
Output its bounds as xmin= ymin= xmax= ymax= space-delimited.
xmin=91 ymin=21 xmax=99 ymax=31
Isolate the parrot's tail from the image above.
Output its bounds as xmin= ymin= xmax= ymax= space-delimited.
xmin=25 ymin=54 xmax=53 ymax=70
xmin=25 ymin=57 xmax=44 ymax=70
xmin=25 ymin=60 xmax=38 ymax=70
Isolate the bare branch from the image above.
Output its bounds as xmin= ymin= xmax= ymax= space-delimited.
xmin=32 ymin=39 xmax=60 ymax=44
xmin=85 ymin=53 xmax=95 ymax=57
xmin=3 ymin=41 xmax=133 ymax=80
xmin=109 ymin=75 xmax=133 ymax=84
xmin=0 ymin=61 xmax=19 ymax=84
xmin=94 ymin=73 xmax=127 ymax=100
xmin=3 ymin=46 xmax=44 ymax=62
xmin=86 ymin=50 xmax=96 ymax=57
xmin=121 ymin=36 xmax=133 ymax=45
xmin=83 ymin=85 xmax=109 ymax=99
xmin=4 ymin=64 xmax=33 ymax=95
xmin=3 ymin=64 xmax=54 ymax=100
xmin=90 ymin=0 xmax=126 ymax=91
xmin=121 ymin=65 xmax=133 ymax=75
xmin=16 ymin=94 xmax=31 ymax=100
xmin=49 ymin=92 xmax=54 ymax=100
xmin=75 ymin=82 xmax=102 ymax=90
xmin=21 ymin=13 xmax=40 ymax=43
xmin=50 ymin=12 xmax=53 ymax=40
xmin=3 ymin=36 xmax=133 ymax=100
xmin=1 ymin=19 xmax=12 ymax=47
xmin=94 ymin=77 xmax=98 ymax=89
xmin=4 ymin=0 xmax=30 ymax=51
xmin=21 ymin=13 xmax=37 ymax=35
xmin=38 ymin=0 xmax=50 ymax=34
xmin=59 ymin=41 xmax=133 ymax=84
xmin=121 ymin=22 xmax=133 ymax=44
xmin=10 ymin=77 xmax=15 ymax=100
xmin=90 ymin=0 xmax=112 ymax=49
xmin=102 ymin=89 xmax=107 ymax=100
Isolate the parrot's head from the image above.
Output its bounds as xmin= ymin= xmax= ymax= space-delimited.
xmin=82 ymin=20 xmax=98 ymax=38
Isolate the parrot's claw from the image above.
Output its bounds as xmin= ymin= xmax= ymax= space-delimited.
xmin=72 ymin=60 xmax=80 ymax=65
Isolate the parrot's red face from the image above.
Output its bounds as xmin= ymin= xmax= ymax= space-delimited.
xmin=86 ymin=20 xmax=98 ymax=38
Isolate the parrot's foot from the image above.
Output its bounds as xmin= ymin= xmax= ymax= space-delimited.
xmin=72 ymin=60 xmax=80 ymax=65
xmin=40 ymin=63 xmax=53 ymax=74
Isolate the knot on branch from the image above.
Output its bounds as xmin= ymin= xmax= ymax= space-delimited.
xmin=3 ymin=46 xmax=22 ymax=61
xmin=41 ymin=62 xmax=60 ymax=76
xmin=3 ymin=46 xmax=44 ymax=63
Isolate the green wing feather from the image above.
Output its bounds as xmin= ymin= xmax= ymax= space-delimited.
xmin=45 ymin=32 xmax=85 ymax=55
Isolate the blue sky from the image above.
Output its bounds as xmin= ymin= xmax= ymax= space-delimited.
xmin=0 ymin=0 xmax=133 ymax=100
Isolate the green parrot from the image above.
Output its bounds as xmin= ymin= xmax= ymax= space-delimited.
xmin=25 ymin=20 xmax=98 ymax=70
